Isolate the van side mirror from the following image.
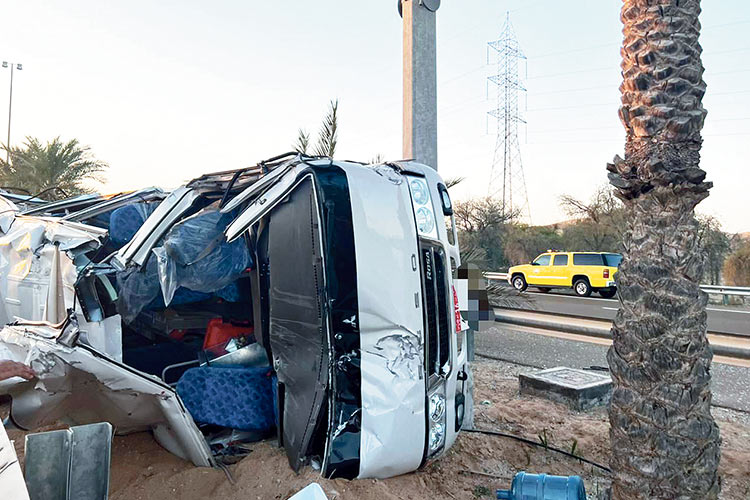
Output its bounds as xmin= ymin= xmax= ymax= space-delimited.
xmin=437 ymin=184 xmax=452 ymax=216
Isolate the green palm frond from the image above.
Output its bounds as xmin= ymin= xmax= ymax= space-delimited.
xmin=0 ymin=137 xmax=108 ymax=200
xmin=312 ymin=99 xmax=339 ymax=158
xmin=294 ymin=128 xmax=310 ymax=154
xmin=444 ymin=176 xmax=465 ymax=189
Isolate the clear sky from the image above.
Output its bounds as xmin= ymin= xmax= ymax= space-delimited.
xmin=1 ymin=0 xmax=747 ymax=232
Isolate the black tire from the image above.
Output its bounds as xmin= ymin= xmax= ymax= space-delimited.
xmin=573 ymin=278 xmax=592 ymax=297
xmin=511 ymin=274 xmax=528 ymax=292
xmin=537 ymin=287 xmax=551 ymax=293
xmin=599 ymin=288 xmax=617 ymax=299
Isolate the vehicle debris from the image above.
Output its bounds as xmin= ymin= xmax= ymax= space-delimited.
xmin=24 ymin=422 xmax=113 ymax=500
xmin=0 ymin=414 xmax=28 ymax=500
xmin=0 ymin=153 xmax=469 ymax=480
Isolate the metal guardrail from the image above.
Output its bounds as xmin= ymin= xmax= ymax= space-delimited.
xmin=484 ymin=272 xmax=750 ymax=297
xmin=701 ymin=285 xmax=750 ymax=297
xmin=485 ymin=272 xmax=508 ymax=281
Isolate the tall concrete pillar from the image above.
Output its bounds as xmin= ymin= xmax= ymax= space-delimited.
xmin=400 ymin=0 xmax=439 ymax=170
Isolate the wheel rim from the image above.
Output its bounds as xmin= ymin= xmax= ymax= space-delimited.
xmin=514 ymin=278 xmax=523 ymax=289
xmin=576 ymin=283 xmax=587 ymax=294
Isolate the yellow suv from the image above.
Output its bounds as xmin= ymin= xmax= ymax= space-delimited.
xmin=507 ymin=252 xmax=621 ymax=298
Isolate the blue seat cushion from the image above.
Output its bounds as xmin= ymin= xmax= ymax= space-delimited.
xmin=177 ymin=365 xmax=276 ymax=432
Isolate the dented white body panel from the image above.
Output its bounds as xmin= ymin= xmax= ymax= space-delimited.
xmin=0 ymin=213 xmax=123 ymax=360
xmin=0 ymin=324 xmax=213 ymax=466
xmin=342 ymin=163 xmax=427 ymax=478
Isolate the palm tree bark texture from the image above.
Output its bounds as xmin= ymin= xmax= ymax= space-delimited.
xmin=606 ymin=1 xmax=721 ymax=498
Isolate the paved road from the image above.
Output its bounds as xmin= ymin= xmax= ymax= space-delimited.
xmin=476 ymin=324 xmax=750 ymax=413
xmin=505 ymin=288 xmax=750 ymax=337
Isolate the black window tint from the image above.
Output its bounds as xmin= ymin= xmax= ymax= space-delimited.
xmin=553 ymin=255 xmax=568 ymax=266
xmin=534 ymin=255 xmax=551 ymax=266
xmin=603 ymin=253 xmax=623 ymax=267
xmin=573 ymin=254 xmax=605 ymax=266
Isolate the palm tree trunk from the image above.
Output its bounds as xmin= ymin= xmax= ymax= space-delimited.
xmin=607 ymin=1 xmax=721 ymax=498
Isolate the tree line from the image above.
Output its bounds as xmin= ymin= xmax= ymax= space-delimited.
xmin=454 ymin=185 xmax=750 ymax=286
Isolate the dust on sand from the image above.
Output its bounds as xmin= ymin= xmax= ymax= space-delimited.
xmin=3 ymin=358 xmax=749 ymax=499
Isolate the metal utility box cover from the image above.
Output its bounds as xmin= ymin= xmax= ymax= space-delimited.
xmin=24 ymin=422 xmax=112 ymax=500
xmin=519 ymin=367 xmax=612 ymax=411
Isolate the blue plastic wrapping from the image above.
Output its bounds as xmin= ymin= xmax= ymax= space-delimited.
xmin=116 ymin=258 xmax=161 ymax=324
xmin=153 ymin=207 xmax=252 ymax=306
xmin=109 ymin=202 xmax=158 ymax=248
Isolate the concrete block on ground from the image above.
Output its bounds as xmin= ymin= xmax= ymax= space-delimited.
xmin=519 ymin=366 xmax=612 ymax=411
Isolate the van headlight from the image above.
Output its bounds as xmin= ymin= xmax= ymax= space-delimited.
xmin=415 ymin=207 xmax=435 ymax=234
xmin=407 ymin=177 xmax=438 ymax=239
xmin=410 ymin=178 xmax=430 ymax=205
xmin=429 ymin=423 xmax=445 ymax=451
xmin=429 ymin=393 xmax=446 ymax=422
xmin=427 ymin=387 xmax=446 ymax=455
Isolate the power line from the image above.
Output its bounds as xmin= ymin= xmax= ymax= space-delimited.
xmin=487 ymin=13 xmax=531 ymax=222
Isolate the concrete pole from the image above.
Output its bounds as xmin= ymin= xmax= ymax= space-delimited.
xmin=400 ymin=0 xmax=439 ymax=170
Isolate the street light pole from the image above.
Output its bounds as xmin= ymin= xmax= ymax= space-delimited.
xmin=399 ymin=0 xmax=440 ymax=171
xmin=2 ymin=61 xmax=22 ymax=164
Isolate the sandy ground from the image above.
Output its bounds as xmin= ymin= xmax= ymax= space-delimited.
xmin=3 ymin=358 xmax=750 ymax=499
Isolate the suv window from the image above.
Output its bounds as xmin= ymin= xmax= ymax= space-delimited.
xmin=573 ymin=254 xmax=604 ymax=266
xmin=533 ymin=255 xmax=551 ymax=266
xmin=553 ymin=254 xmax=568 ymax=266
xmin=603 ymin=253 xmax=622 ymax=267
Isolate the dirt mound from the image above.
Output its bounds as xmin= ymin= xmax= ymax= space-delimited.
xmin=3 ymin=359 xmax=749 ymax=499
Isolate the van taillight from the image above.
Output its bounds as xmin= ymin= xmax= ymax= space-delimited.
xmin=603 ymin=269 xmax=610 ymax=279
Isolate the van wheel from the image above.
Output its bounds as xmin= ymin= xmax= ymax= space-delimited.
xmin=512 ymin=275 xmax=527 ymax=292
xmin=573 ymin=278 xmax=592 ymax=297
xmin=599 ymin=288 xmax=617 ymax=299
xmin=537 ymin=287 xmax=551 ymax=293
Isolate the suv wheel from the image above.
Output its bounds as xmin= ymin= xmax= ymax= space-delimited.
xmin=512 ymin=275 xmax=527 ymax=292
xmin=573 ymin=278 xmax=592 ymax=297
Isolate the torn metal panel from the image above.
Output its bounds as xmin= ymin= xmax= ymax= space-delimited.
xmin=0 ymin=324 xmax=213 ymax=467
xmin=24 ymin=422 xmax=112 ymax=500
xmin=43 ymin=244 xmax=66 ymax=323
xmin=264 ymin=178 xmax=328 ymax=472
xmin=0 ymin=192 xmax=45 ymax=213
xmin=0 ymin=418 xmax=30 ymax=500
xmin=20 ymin=193 xmax=104 ymax=217
xmin=187 ymin=151 xmax=298 ymax=197
xmin=60 ymin=187 xmax=165 ymax=224
xmin=224 ymin=163 xmax=308 ymax=241
xmin=289 ymin=483 xmax=328 ymax=500
xmin=219 ymin=156 xmax=299 ymax=214
xmin=0 ymin=216 xmax=120 ymax=360
xmin=0 ymin=196 xmax=18 ymax=233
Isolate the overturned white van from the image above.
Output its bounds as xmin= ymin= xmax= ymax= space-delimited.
xmin=0 ymin=154 xmax=469 ymax=479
